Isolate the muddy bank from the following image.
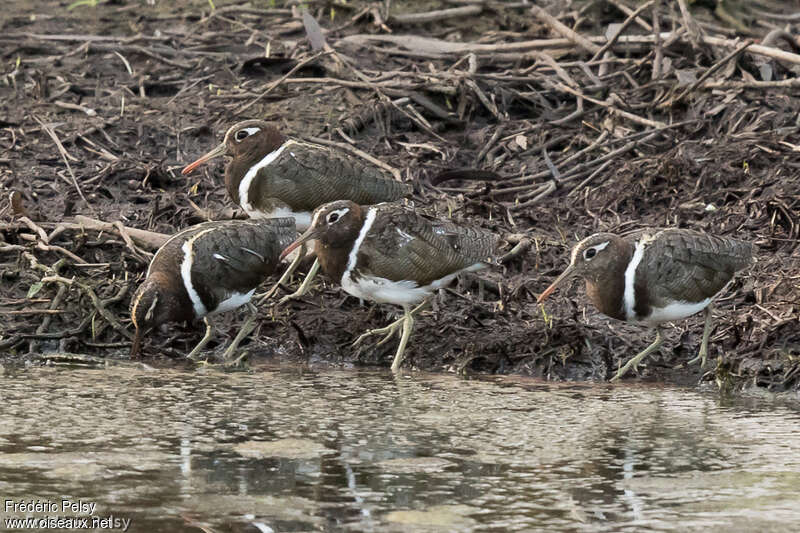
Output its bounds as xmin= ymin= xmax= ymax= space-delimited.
xmin=0 ymin=1 xmax=798 ymax=390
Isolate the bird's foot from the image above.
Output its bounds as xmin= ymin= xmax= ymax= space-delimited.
xmin=186 ymin=348 xmax=207 ymax=362
xmin=275 ymin=259 xmax=319 ymax=306
xmin=352 ymin=317 xmax=405 ymax=348
xmin=609 ymin=358 xmax=640 ymax=382
xmin=685 ymin=348 xmax=707 ymax=369
xmin=277 ymin=287 xmax=309 ymax=306
xmin=224 ymin=349 xmax=250 ymax=367
xmin=256 ymin=283 xmax=284 ymax=306
xmin=190 ymin=350 xmax=249 ymax=368
xmin=609 ymin=330 xmax=663 ymax=382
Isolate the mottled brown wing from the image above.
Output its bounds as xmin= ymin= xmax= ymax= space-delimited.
xmin=147 ymin=221 xmax=232 ymax=277
xmin=356 ymin=205 xmax=497 ymax=285
xmin=190 ymin=218 xmax=296 ymax=306
xmin=252 ymin=142 xmax=410 ymax=211
xmin=639 ymin=229 xmax=754 ymax=308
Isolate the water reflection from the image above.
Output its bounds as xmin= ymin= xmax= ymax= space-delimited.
xmin=1 ymin=365 xmax=799 ymax=532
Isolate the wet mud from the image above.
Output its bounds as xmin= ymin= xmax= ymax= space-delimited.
xmin=0 ymin=1 xmax=798 ymax=390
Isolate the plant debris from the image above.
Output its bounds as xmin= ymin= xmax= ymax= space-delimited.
xmin=0 ymin=0 xmax=798 ymax=391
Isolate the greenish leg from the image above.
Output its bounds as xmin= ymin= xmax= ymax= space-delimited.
xmin=220 ymin=303 xmax=258 ymax=362
xmin=390 ymin=306 xmax=416 ymax=373
xmin=187 ymin=317 xmax=214 ymax=360
xmin=376 ymin=300 xmax=430 ymax=347
xmin=609 ymin=329 xmax=664 ymax=382
xmin=277 ymin=258 xmax=321 ymax=305
xmin=352 ymin=300 xmax=429 ymax=348
xmin=352 ymin=317 xmax=405 ymax=348
xmin=257 ymin=243 xmax=306 ymax=305
xmin=687 ymin=306 xmax=713 ymax=368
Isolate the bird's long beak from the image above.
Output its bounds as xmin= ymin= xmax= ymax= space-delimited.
xmin=130 ymin=328 xmax=143 ymax=359
xmin=537 ymin=264 xmax=576 ymax=303
xmin=280 ymin=227 xmax=321 ymax=261
xmin=182 ymin=142 xmax=227 ymax=175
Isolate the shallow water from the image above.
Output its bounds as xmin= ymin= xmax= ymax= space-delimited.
xmin=1 ymin=364 xmax=799 ymax=532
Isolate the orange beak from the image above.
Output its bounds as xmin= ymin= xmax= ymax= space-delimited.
xmin=182 ymin=142 xmax=227 ymax=175
xmin=280 ymin=227 xmax=320 ymax=261
xmin=537 ymin=264 xmax=576 ymax=303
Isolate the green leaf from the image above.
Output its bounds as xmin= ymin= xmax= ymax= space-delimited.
xmin=27 ymin=282 xmax=43 ymax=298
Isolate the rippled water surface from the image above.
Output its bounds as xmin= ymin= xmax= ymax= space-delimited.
xmin=2 ymin=364 xmax=800 ymax=532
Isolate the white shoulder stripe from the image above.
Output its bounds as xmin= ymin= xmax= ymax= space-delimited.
xmin=181 ymin=229 xmax=214 ymax=318
xmin=623 ymin=238 xmax=647 ymax=320
xmin=239 ymin=140 xmax=294 ymax=217
xmin=341 ymin=208 xmax=376 ymax=287
xmin=147 ymin=226 xmax=196 ymax=277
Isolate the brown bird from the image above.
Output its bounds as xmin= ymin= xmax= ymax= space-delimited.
xmin=181 ymin=120 xmax=410 ymax=303
xmin=538 ymin=229 xmax=754 ymax=381
xmin=130 ymin=218 xmax=295 ymax=361
xmin=280 ymin=200 xmax=498 ymax=372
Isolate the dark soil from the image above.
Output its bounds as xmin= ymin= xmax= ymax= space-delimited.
xmin=1 ymin=1 xmax=798 ymax=391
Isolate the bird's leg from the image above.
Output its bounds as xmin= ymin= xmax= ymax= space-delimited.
xmin=352 ymin=317 xmax=404 ymax=348
xmin=687 ymin=306 xmax=713 ymax=368
xmin=609 ymin=328 xmax=664 ymax=382
xmin=390 ymin=305 xmax=416 ymax=373
xmin=220 ymin=303 xmax=258 ymax=362
xmin=187 ymin=317 xmax=214 ymax=360
xmin=375 ymin=300 xmax=430 ymax=347
xmin=277 ymin=258 xmax=321 ymax=305
xmin=352 ymin=300 xmax=429 ymax=348
xmin=257 ymin=243 xmax=306 ymax=305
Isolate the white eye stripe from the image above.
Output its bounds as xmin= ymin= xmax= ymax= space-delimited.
xmin=326 ymin=208 xmax=350 ymax=223
xmin=235 ymin=127 xmax=261 ymax=141
xmin=583 ymin=241 xmax=610 ymax=260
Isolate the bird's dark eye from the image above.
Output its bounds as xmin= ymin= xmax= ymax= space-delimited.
xmin=584 ymin=247 xmax=597 ymax=260
xmin=235 ymin=130 xmax=250 ymax=141
xmin=327 ymin=213 xmax=339 ymax=224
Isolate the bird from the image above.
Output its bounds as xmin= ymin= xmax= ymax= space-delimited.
xmin=181 ymin=120 xmax=411 ymax=304
xmin=537 ymin=228 xmax=754 ymax=381
xmin=279 ymin=200 xmax=498 ymax=372
xmin=130 ymin=218 xmax=295 ymax=361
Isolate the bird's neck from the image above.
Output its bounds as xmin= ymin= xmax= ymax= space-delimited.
xmin=318 ymin=242 xmax=352 ymax=283
xmin=585 ymin=239 xmax=633 ymax=321
xmin=225 ymin=152 xmax=261 ymax=205
xmin=224 ymin=134 xmax=287 ymax=205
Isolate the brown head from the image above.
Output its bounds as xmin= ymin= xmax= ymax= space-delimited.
xmin=181 ymin=120 xmax=286 ymax=177
xmin=537 ymin=233 xmax=632 ymax=305
xmin=129 ymin=273 xmax=187 ymax=358
xmin=280 ymin=200 xmax=365 ymax=261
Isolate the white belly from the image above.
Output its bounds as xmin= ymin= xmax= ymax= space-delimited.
xmin=340 ymin=266 xmax=480 ymax=306
xmin=212 ymin=289 xmax=255 ymax=315
xmin=338 ymin=205 xmax=488 ymax=306
xmin=341 ymin=274 xmax=432 ymax=305
xmin=641 ymin=297 xmax=712 ymax=324
xmin=244 ymin=206 xmax=312 ymax=232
